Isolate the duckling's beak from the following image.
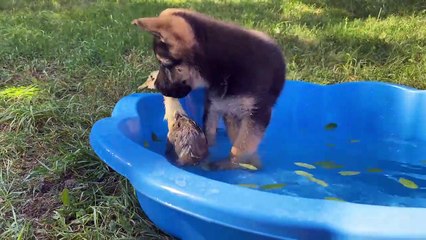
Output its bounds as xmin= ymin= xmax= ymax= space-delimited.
xmin=137 ymin=81 xmax=153 ymax=90
xmin=138 ymin=70 xmax=159 ymax=91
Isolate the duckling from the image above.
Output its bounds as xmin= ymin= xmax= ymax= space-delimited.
xmin=138 ymin=71 xmax=209 ymax=166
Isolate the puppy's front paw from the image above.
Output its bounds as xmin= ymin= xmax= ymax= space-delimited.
xmin=204 ymin=159 xmax=240 ymax=171
xmin=231 ymin=152 xmax=262 ymax=170
xmin=202 ymin=153 xmax=262 ymax=171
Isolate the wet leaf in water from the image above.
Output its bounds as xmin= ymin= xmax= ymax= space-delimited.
xmin=339 ymin=171 xmax=360 ymax=176
xmin=260 ymin=183 xmax=286 ymax=190
xmin=294 ymin=170 xmax=313 ymax=177
xmin=325 ymin=123 xmax=338 ymax=130
xmin=313 ymin=160 xmax=343 ymax=169
xmin=238 ymin=163 xmax=258 ymax=171
xmin=200 ymin=162 xmax=212 ymax=171
xmin=143 ymin=141 xmax=150 ymax=148
xmin=398 ymin=178 xmax=418 ymax=189
xmin=307 ymin=177 xmax=328 ymax=187
xmin=294 ymin=162 xmax=316 ymax=169
xmin=421 ymin=160 xmax=426 ymax=165
xmin=237 ymin=184 xmax=258 ymax=188
xmin=367 ymin=168 xmax=383 ymax=173
xmin=324 ymin=197 xmax=346 ymax=202
xmin=326 ymin=143 xmax=335 ymax=147
xmin=350 ymin=139 xmax=361 ymax=143
xmin=151 ymin=132 xmax=160 ymax=142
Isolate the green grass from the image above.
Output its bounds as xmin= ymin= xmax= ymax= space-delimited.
xmin=0 ymin=0 xmax=425 ymax=239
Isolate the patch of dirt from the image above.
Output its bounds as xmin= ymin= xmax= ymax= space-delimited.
xmin=100 ymin=175 xmax=122 ymax=195
xmin=21 ymin=194 xmax=60 ymax=220
xmin=14 ymin=139 xmax=54 ymax=176
xmin=22 ymin=173 xmax=78 ymax=220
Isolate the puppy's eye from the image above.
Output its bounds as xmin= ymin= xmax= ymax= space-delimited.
xmin=176 ymin=67 xmax=182 ymax=73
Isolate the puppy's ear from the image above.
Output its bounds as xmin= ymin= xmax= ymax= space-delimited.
xmin=131 ymin=17 xmax=166 ymax=41
xmin=131 ymin=14 xmax=195 ymax=59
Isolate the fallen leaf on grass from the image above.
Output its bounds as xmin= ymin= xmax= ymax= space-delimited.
xmin=60 ymin=188 xmax=70 ymax=206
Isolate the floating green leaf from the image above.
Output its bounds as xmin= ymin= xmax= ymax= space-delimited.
xmin=294 ymin=170 xmax=313 ymax=177
xmin=421 ymin=160 xmax=426 ymax=165
xmin=324 ymin=197 xmax=346 ymax=202
xmin=325 ymin=123 xmax=338 ymax=130
xmin=326 ymin=143 xmax=335 ymax=147
xmin=350 ymin=139 xmax=361 ymax=143
xmin=307 ymin=177 xmax=328 ymax=187
xmin=151 ymin=132 xmax=160 ymax=142
xmin=238 ymin=163 xmax=258 ymax=171
xmin=398 ymin=177 xmax=418 ymax=189
xmin=60 ymin=188 xmax=70 ymax=206
xmin=367 ymin=168 xmax=383 ymax=173
xmin=260 ymin=183 xmax=286 ymax=190
xmin=294 ymin=162 xmax=316 ymax=169
xmin=339 ymin=171 xmax=360 ymax=176
xmin=143 ymin=141 xmax=150 ymax=148
xmin=237 ymin=184 xmax=258 ymax=188
xmin=313 ymin=160 xmax=343 ymax=169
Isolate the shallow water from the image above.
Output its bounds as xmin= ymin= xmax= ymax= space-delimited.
xmin=145 ymin=128 xmax=426 ymax=208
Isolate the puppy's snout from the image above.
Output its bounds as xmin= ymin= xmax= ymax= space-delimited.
xmin=154 ymin=66 xmax=192 ymax=98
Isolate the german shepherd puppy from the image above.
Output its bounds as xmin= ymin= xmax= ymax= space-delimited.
xmin=132 ymin=9 xmax=286 ymax=170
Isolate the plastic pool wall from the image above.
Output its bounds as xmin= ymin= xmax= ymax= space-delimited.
xmin=89 ymin=80 xmax=426 ymax=240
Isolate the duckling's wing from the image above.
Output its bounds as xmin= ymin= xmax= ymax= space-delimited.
xmin=183 ymin=116 xmax=204 ymax=133
xmin=181 ymin=118 xmax=208 ymax=159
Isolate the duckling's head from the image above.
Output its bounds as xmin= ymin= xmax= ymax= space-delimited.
xmin=138 ymin=70 xmax=159 ymax=91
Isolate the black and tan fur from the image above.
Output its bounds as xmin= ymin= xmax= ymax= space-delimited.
xmin=132 ymin=9 xmax=286 ymax=170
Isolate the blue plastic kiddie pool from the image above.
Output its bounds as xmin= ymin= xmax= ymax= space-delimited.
xmin=89 ymin=80 xmax=426 ymax=240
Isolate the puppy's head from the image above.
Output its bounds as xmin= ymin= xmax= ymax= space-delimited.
xmin=132 ymin=9 xmax=207 ymax=98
